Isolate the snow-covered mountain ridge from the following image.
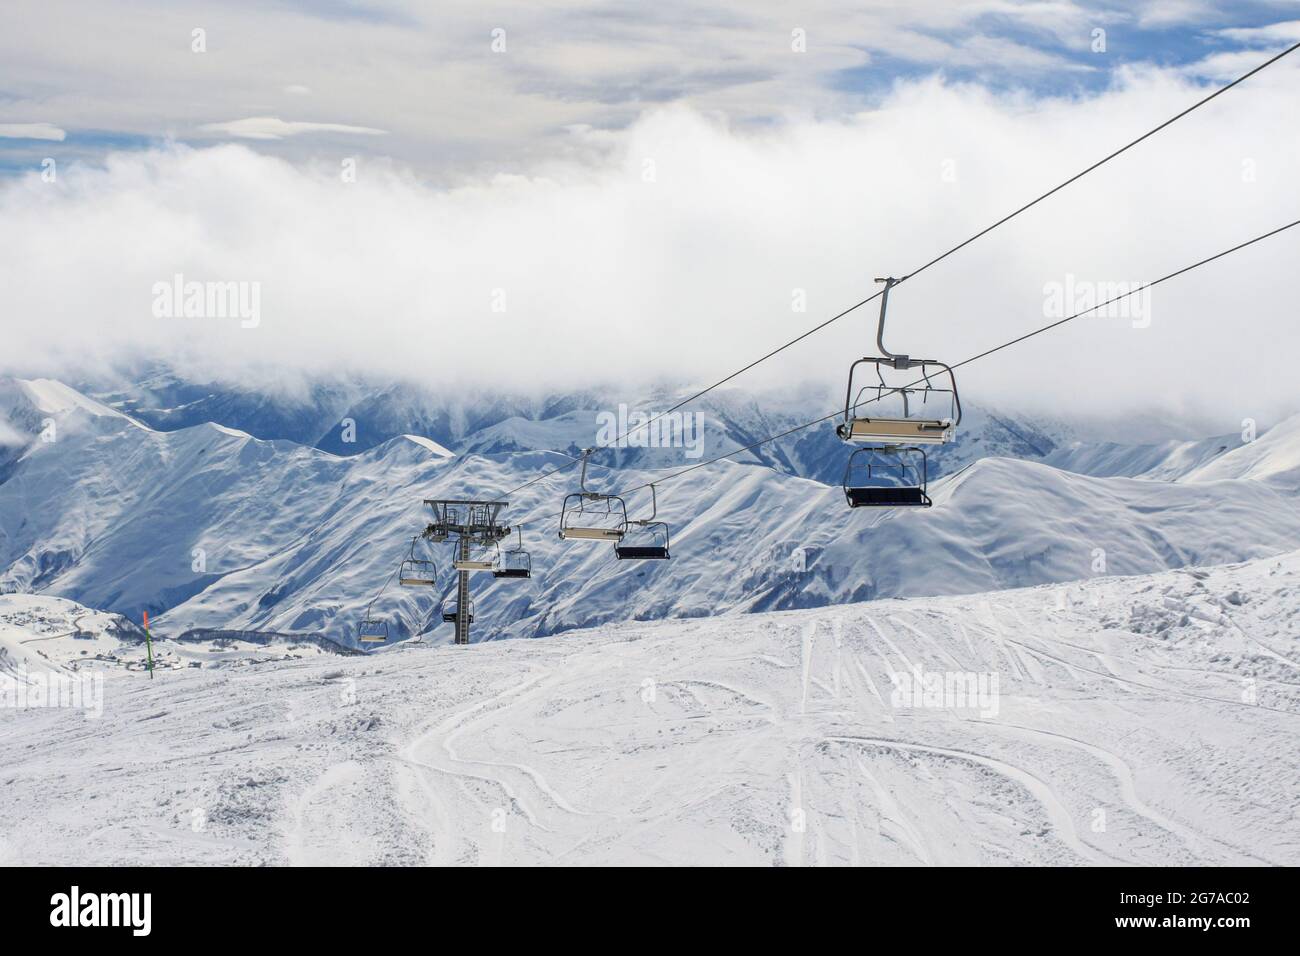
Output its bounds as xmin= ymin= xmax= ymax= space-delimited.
xmin=2 ymin=373 xmax=1298 ymax=649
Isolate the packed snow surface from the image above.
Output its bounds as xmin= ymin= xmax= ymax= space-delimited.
xmin=2 ymin=553 xmax=1297 ymax=866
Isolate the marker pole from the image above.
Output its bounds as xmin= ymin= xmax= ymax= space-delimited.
xmin=143 ymin=610 xmax=155 ymax=679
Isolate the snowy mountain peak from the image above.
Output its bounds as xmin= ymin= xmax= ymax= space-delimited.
xmin=18 ymin=377 xmax=145 ymax=427
xmin=1183 ymin=412 xmax=1300 ymax=490
xmin=206 ymin=422 xmax=254 ymax=440
xmin=398 ymin=434 xmax=454 ymax=457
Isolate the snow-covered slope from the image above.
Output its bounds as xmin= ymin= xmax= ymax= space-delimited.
xmin=1 ymin=378 xmax=133 ymax=480
xmin=1043 ymin=432 xmax=1239 ymax=481
xmin=2 ymin=553 xmax=1295 ymax=865
xmin=0 ymin=411 xmax=456 ymax=624
xmin=82 ymin=367 xmax=367 ymax=451
xmin=520 ymin=452 xmax=1300 ymax=638
xmin=1183 ymin=413 xmax=1300 ymax=491
xmin=0 ymin=593 xmax=147 ymax=677
xmin=0 ymin=594 xmax=353 ymax=680
xmin=15 ymin=377 xmax=138 ymax=422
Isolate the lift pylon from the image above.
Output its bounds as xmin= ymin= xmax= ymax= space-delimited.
xmin=422 ymin=499 xmax=511 ymax=645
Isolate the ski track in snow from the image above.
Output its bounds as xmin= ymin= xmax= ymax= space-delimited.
xmin=826 ymin=735 xmax=1107 ymax=864
xmin=2 ymin=554 xmax=1299 ymax=866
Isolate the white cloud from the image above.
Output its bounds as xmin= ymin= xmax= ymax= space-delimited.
xmin=0 ymin=123 xmax=67 ymax=141
xmin=0 ymin=415 xmax=28 ymax=448
xmin=1181 ymin=48 xmax=1291 ymax=81
xmin=3 ymin=65 xmax=1300 ymax=426
xmin=1185 ymin=21 xmax=1300 ymax=81
xmin=1216 ymin=21 xmax=1300 ymax=45
xmin=199 ymin=117 xmax=387 ymax=140
xmin=1136 ymin=0 xmax=1218 ymax=29
xmin=0 ymin=0 xmax=1114 ymax=174
xmin=283 ymin=84 xmax=312 ymax=95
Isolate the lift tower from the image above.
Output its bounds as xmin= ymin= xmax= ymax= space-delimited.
xmin=422 ymin=499 xmax=510 ymax=645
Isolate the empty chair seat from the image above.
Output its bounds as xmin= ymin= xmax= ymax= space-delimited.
xmin=494 ymin=526 xmax=532 ymax=579
xmin=399 ymin=559 xmax=437 ymax=586
xmin=841 ymin=445 xmax=933 ymax=511
xmin=835 ymin=289 xmax=962 ymax=449
xmin=452 ymin=558 xmax=496 ymax=572
xmin=399 ymin=572 xmax=437 ymax=586
xmin=846 ymin=485 xmax=931 ymax=508
xmin=398 ymin=538 xmax=438 ymax=587
xmin=615 ymin=544 xmax=670 ymax=560
xmin=613 ymin=487 xmax=671 ymax=561
xmin=493 ymin=567 xmax=531 ymax=578
xmin=559 ymin=452 xmax=630 ymax=544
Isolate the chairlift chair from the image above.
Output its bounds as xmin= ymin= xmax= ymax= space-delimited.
xmin=452 ymin=540 xmax=497 ymax=573
xmin=358 ymin=617 xmax=389 ymax=644
xmin=559 ymin=449 xmax=628 ymax=542
xmin=615 ymin=484 xmax=671 ymax=560
xmin=836 ymin=277 xmax=961 ymax=446
xmin=493 ymin=526 xmax=532 ymax=579
xmin=843 ymin=446 xmax=932 ymax=509
xmin=398 ymin=536 xmax=438 ymax=586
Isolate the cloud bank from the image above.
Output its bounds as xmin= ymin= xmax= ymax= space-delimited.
xmin=199 ymin=118 xmax=389 ymax=141
xmin=0 ymin=123 xmax=67 ymax=141
xmin=3 ymin=62 xmax=1299 ymax=426
xmin=5 ymin=0 xmax=1268 ymax=177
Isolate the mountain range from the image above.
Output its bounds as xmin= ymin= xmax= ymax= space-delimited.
xmin=1 ymin=369 xmax=1297 ymax=649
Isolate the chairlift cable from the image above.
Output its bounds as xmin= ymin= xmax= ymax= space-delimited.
xmin=580 ymin=39 xmax=1300 ymax=454
xmin=426 ymin=41 xmax=1300 ymax=612
xmin=489 ymin=450 xmax=583 ymax=504
xmin=372 ymin=218 xmax=1298 ymax=639
xmin=511 ymin=216 xmax=1300 ymax=525
xmin=893 ymin=38 xmax=1300 ymax=292
xmin=481 ymin=42 xmax=1300 ymax=514
xmin=624 ymin=216 xmax=1300 ymax=496
xmin=358 ymin=550 xmax=405 ymax=643
xmin=363 ymin=559 xmax=401 ymax=619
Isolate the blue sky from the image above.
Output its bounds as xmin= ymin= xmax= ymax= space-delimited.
xmin=3 ymin=1 xmax=1300 ymax=180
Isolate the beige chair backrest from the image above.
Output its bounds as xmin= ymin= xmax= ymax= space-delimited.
xmin=562 ymin=526 xmax=625 ymax=540
xmin=452 ymin=559 xmax=495 ymax=571
xmin=848 ymin=417 xmax=951 ymax=444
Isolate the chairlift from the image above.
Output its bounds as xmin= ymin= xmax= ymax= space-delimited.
xmin=559 ymin=449 xmax=627 ymax=541
xmin=358 ymin=605 xmax=389 ymax=643
xmin=398 ymin=536 xmax=438 ymax=586
xmin=493 ymin=525 xmax=532 ymax=579
xmin=843 ymin=445 xmax=932 ymax=509
xmin=836 ymin=277 xmax=961 ymax=446
xmin=441 ymin=598 xmax=474 ymax=624
xmin=615 ymin=484 xmax=671 ymax=560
